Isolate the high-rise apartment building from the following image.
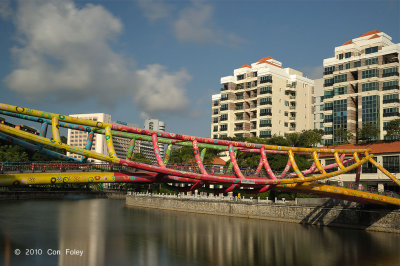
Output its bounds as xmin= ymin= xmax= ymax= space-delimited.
xmin=67 ymin=113 xmax=111 ymax=162
xmin=312 ymin=78 xmax=325 ymax=131
xmin=322 ymin=30 xmax=399 ymax=145
xmin=139 ymin=119 xmax=165 ymax=164
xmin=211 ymin=57 xmax=314 ymax=138
xmin=67 ymin=114 xmax=139 ymax=162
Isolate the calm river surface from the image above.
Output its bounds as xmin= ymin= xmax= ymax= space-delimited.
xmin=0 ymin=199 xmax=399 ymax=266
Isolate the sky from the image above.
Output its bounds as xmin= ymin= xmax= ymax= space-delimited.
xmin=0 ymin=0 xmax=399 ymax=138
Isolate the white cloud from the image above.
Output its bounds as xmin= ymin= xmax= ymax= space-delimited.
xmin=300 ymin=66 xmax=323 ymax=80
xmin=4 ymin=0 xmax=191 ymax=115
xmin=136 ymin=64 xmax=191 ymax=114
xmin=0 ymin=0 xmax=12 ymax=20
xmin=137 ymin=0 xmax=171 ymax=21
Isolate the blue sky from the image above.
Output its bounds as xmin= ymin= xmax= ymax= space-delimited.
xmin=0 ymin=0 xmax=399 ymax=137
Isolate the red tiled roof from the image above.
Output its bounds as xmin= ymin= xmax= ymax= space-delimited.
xmin=360 ymin=30 xmax=380 ymax=37
xmin=211 ymin=157 xmax=227 ymax=165
xmin=323 ymin=141 xmax=400 ymax=155
xmin=256 ymin=56 xmax=282 ymax=68
xmin=342 ymin=40 xmax=353 ymax=46
xmin=239 ymin=64 xmax=252 ymax=69
xmin=369 ymin=34 xmax=380 ymax=40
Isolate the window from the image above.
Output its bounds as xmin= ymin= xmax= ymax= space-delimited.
xmin=383 ymin=107 xmax=399 ymax=117
xmin=334 ymin=86 xmax=347 ymax=96
xmin=213 ymin=117 xmax=218 ymax=123
xmin=362 ymin=82 xmax=378 ymax=92
xmin=221 ymin=94 xmax=228 ymax=101
xmin=220 ymin=104 xmax=228 ymax=111
xmin=365 ymin=57 xmax=378 ymax=65
xmin=213 ymin=109 xmax=219 ymax=115
xmin=213 ymin=134 xmax=218 ymax=139
xmin=259 ymin=119 xmax=272 ymax=127
xmin=236 ymin=114 xmax=243 ymax=120
xmin=324 ymin=102 xmax=333 ymax=111
xmin=260 ymin=75 xmax=272 ymax=84
xmin=253 ymin=81 xmax=258 ymax=87
xmin=338 ymin=64 xmax=343 ymax=70
xmin=324 ymin=78 xmax=334 ymax=87
xmin=247 ymin=82 xmax=251 ymax=88
xmin=365 ymin=46 xmax=378 ymax=54
xmin=220 ymin=124 xmax=227 ymax=131
xmin=334 ymin=74 xmax=347 ymax=83
xmin=382 ymin=67 xmax=399 ymax=77
xmin=324 ymin=66 xmax=335 ymax=75
xmin=284 ymin=112 xmax=288 ymax=116
xmin=345 ymin=52 xmax=351 ymax=58
xmin=324 ymin=127 xmax=333 ymax=135
xmin=362 ymin=157 xmax=378 ymax=173
xmin=383 ymin=156 xmax=400 ymax=173
xmin=338 ymin=54 xmax=343 ymax=60
xmin=345 ymin=63 xmax=350 ymax=69
xmin=383 ymin=94 xmax=399 ymax=104
xmin=383 ymin=80 xmax=399 ymax=90
xmin=324 ymin=114 xmax=333 ymax=123
xmin=260 ymin=97 xmax=272 ymax=105
xmin=285 ymin=122 xmax=288 ymax=127
xmin=237 ymin=74 xmax=244 ymax=80
xmin=260 ymin=108 xmax=272 ymax=116
xmin=253 ymin=72 xmax=258 ymax=77
xmin=362 ymin=69 xmax=378 ymax=79
xmin=235 ymin=104 xmax=243 ymax=110
xmin=320 ymin=114 xmax=324 ymax=119
xmin=259 ymin=130 xmax=271 ymax=138
xmin=333 ymin=99 xmax=348 ymax=144
xmin=213 ymin=101 xmax=219 ymax=106
xmin=220 ymin=114 xmax=228 ymax=121
xmin=236 ymin=93 xmax=244 ymax=100
xmin=260 ymin=86 xmax=272 ymax=94
xmin=354 ymin=61 xmax=361 ymax=67
xmin=213 ymin=126 xmax=218 ymax=132
xmin=362 ymin=95 xmax=379 ymax=125
xmin=324 ymin=90 xmax=334 ymax=99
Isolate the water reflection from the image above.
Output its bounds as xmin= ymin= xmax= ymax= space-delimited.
xmin=0 ymin=199 xmax=399 ymax=266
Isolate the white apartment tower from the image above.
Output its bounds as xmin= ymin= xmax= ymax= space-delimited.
xmin=322 ymin=30 xmax=400 ymax=145
xmin=211 ymin=57 xmax=314 ymax=139
xmin=67 ymin=114 xmax=139 ymax=161
xmin=67 ymin=113 xmax=111 ymax=162
xmin=312 ymin=78 xmax=325 ymax=131
xmin=139 ymin=119 xmax=166 ymax=164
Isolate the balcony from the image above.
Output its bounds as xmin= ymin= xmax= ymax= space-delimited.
xmin=383 ymin=99 xmax=400 ymax=104
xmin=260 ymin=112 xmax=272 ymax=116
xmin=382 ymin=72 xmax=399 ymax=78
xmin=383 ymin=112 xmax=400 ymax=117
xmin=260 ymin=89 xmax=272 ymax=94
xmin=323 ymin=70 xmax=334 ymax=75
xmin=234 ymin=127 xmax=244 ymax=131
xmin=235 ymin=117 xmax=244 ymax=121
xmin=250 ymin=114 xmax=257 ymax=119
xmin=289 ymin=106 xmax=296 ymax=110
xmin=289 ymin=127 xmax=296 ymax=131
xmin=259 ymin=123 xmax=272 ymax=127
xmin=383 ymin=85 xmax=399 ymax=91
xmin=236 ymin=95 xmax=244 ymax=100
xmin=235 ymin=106 xmax=244 ymax=110
xmin=289 ymin=117 xmax=296 ymax=120
xmin=260 ymin=101 xmax=272 ymax=106
xmin=289 ymin=95 xmax=296 ymax=100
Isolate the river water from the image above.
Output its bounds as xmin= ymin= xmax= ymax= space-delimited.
xmin=0 ymin=199 xmax=399 ymax=266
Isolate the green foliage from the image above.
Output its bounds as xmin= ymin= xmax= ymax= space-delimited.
xmin=357 ymin=122 xmax=379 ymax=143
xmin=385 ymin=119 xmax=400 ymax=140
xmin=169 ymin=146 xmax=221 ymax=164
xmin=130 ymin=153 xmax=151 ymax=164
xmin=334 ymin=127 xmax=354 ymax=144
xmin=0 ymin=144 xmax=29 ymax=162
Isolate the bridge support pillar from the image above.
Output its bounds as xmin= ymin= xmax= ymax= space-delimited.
xmin=194 ymin=190 xmax=198 ymax=196
xmin=378 ymin=183 xmax=384 ymax=192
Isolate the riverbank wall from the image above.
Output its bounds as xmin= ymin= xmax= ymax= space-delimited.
xmin=126 ymin=193 xmax=400 ymax=233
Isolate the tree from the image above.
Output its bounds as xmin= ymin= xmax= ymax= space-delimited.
xmin=130 ymin=153 xmax=151 ymax=164
xmin=385 ymin=119 xmax=400 ymax=140
xmin=357 ymin=122 xmax=379 ymax=143
xmin=334 ymin=127 xmax=354 ymax=144
xmin=169 ymin=146 xmax=221 ymax=165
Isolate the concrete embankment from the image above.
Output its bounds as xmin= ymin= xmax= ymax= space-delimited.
xmin=126 ymin=193 xmax=400 ymax=233
xmin=0 ymin=190 xmax=126 ymax=200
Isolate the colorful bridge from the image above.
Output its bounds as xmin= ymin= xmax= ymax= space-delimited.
xmin=1 ymin=103 xmax=400 ymax=206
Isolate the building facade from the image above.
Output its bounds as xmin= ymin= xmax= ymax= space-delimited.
xmin=67 ymin=113 xmax=111 ymax=162
xmin=312 ymin=78 xmax=325 ymax=131
xmin=211 ymin=57 xmax=314 ymax=139
xmin=67 ymin=113 xmax=139 ymax=162
xmin=322 ymin=30 xmax=400 ymax=145
xmin=139 ymin=119 xmax=165 ymax=164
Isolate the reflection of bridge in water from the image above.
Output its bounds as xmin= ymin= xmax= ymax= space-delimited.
xmin=1 ymin=102 xmax=400 ymax=206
